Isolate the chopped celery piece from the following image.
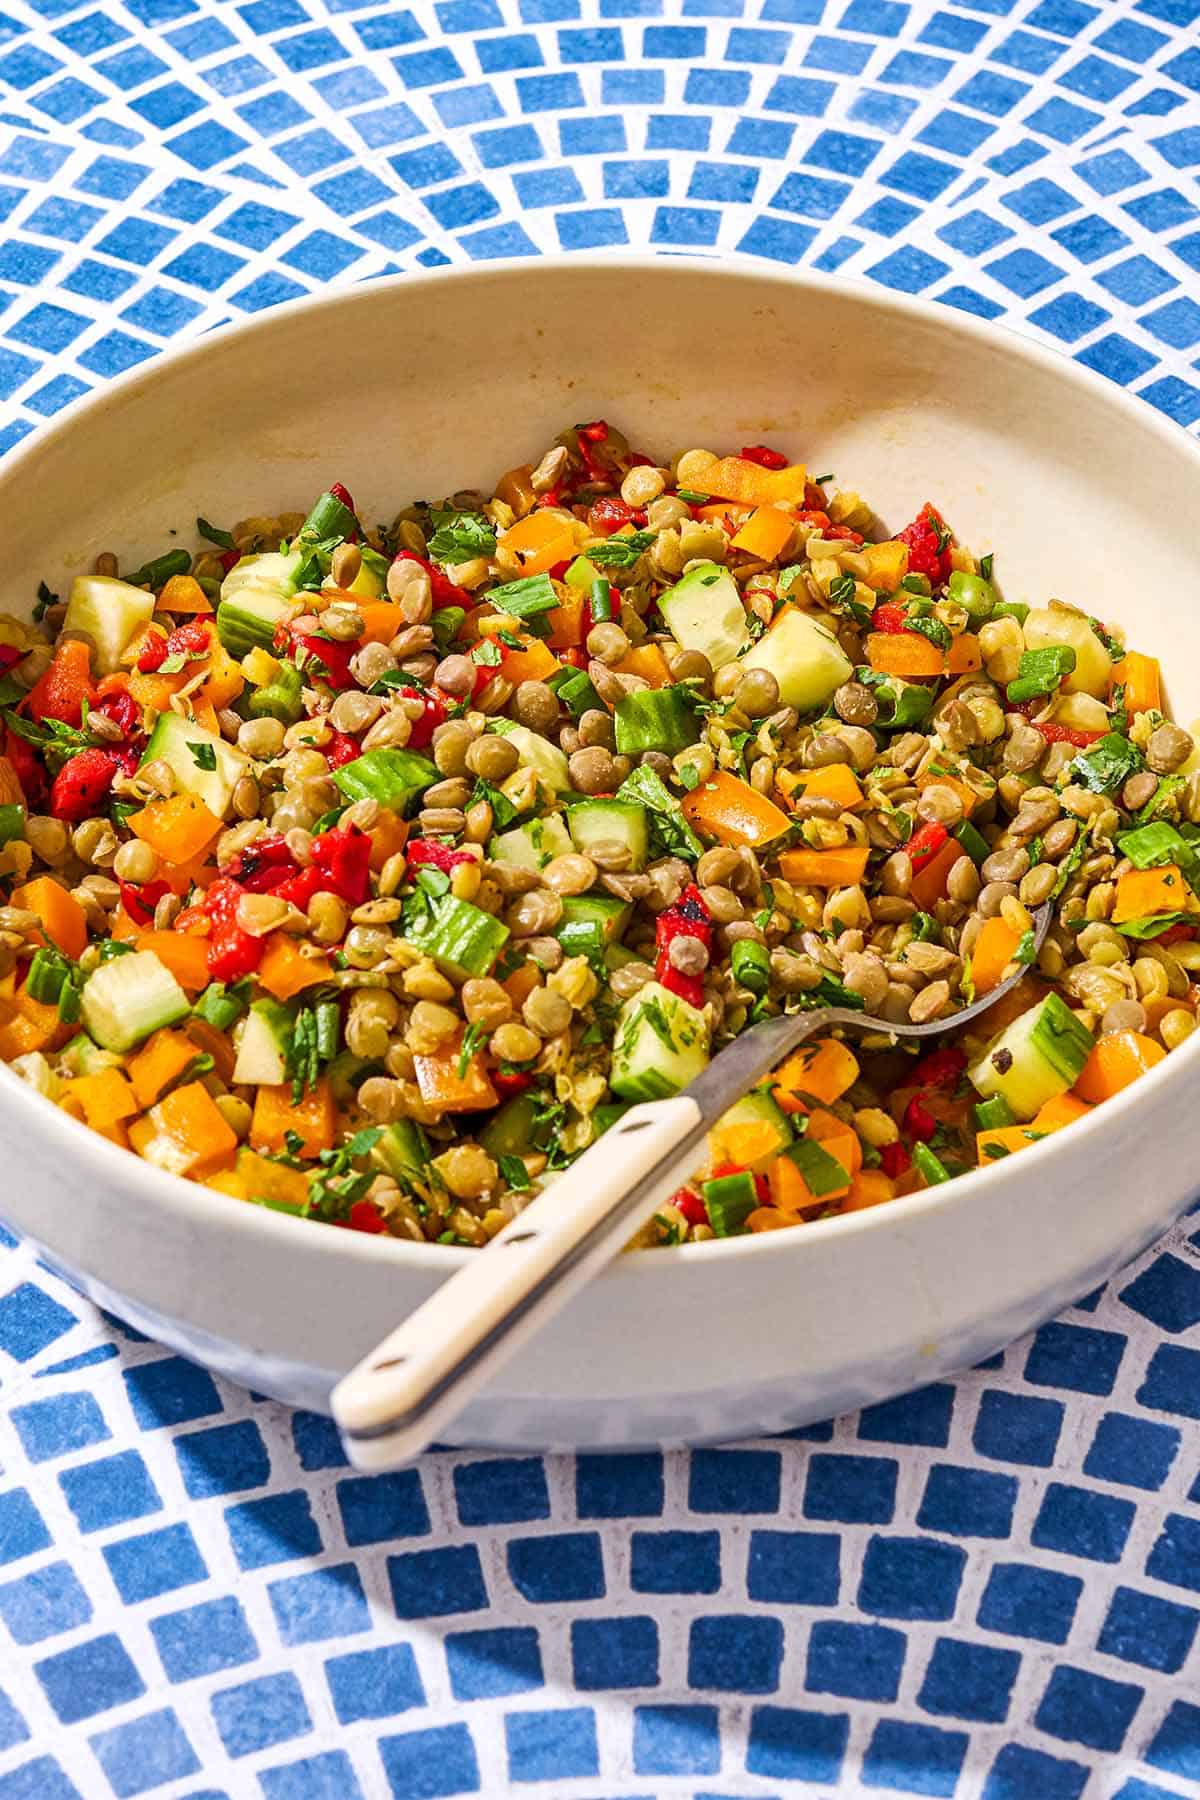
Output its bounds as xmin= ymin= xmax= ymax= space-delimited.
xmin=248 ymin=661 xmax=304 ymax=724
xmin=731 ymin=938 xmax=770 ymax=993
xmin=954 ymin=820 xmax=990 ymax=865
xmin=333 ymin=747 xmax=437 ymax=814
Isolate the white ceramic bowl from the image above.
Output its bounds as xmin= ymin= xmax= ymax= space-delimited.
xmin=2 ymin=257 xmax=1197 ymax=1449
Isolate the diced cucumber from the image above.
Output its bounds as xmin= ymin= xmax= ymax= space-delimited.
xmin=557 ymin=894 xmax=629 ymax=960
xmin=614 ymin=687 xmax=700 ymax=757
xmin=217 ymin=550 xmax=304 ymax=657
xmin=372 ymin=1118 xmax=431 ymax=1183
xmin=80 ymin=950 xmax=190 ymax=1054
xmin=494 ymin=722 xmax=571 ymax=793
xmin=565 ymin=555 xmax=600 ymax=591
xmin=490 ymin=813 xmax=573 ymax=872
xmin=658 ymin=562 xmax=751 ymax=671
xmin=61 ymin=1032 xmax=123 ymax=1077
xmin=740 ymin=608 xmax=853 ymax=712
xmin=610 ymin=980 xmax=709 ymax=1101
xmin=546 ymin=665 xmax=601 ymax=718
xmin=232 ymin=998 xmax=294 ymax=1086
xmin=702 ymin=1171 xmax=759 ymax=1236
xmin=616 ymin=765 xmax=703 ymax=861
xmin=567 ymin=799 xmax=649 ymax=872
xmin=402 ymin=893 xmax=510 ymax=980
xmin=140 ymin=712 xmax=250 ymax=819
xmin=968 ymin=992 xmax=1095 ymax=1122
xmin=479 ymin=1095 xmax=539 ymax=1159
xmin=63 ymin=576 xmax=156 ymax=675
xmin=332 ymin=747 xmax=437 ymax=814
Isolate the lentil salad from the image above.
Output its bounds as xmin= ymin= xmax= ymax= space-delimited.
xmin=0 ymin=426 xmax=1196 ymax=1247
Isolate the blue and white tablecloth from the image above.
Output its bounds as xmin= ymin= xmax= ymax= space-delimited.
xmin=0 ymin=1 xmax=1199 ymax=1793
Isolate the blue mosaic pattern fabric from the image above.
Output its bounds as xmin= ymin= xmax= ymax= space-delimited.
xmin=0 ymin=0 xmax=1199 ymax=1792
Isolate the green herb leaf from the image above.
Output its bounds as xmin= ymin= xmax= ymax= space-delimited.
xmin=499 ymin=1153 xmax=531 ymax=1191
xmin=587 ymin=531 xmax=655 ymax=569
xmin=33 ymin=580 xmax=58 ymax=623
xmin=187 ymin=740 xmax=217 ymax=771
xmin=471 ymin=639 xmax=503 ymax=667
xmin=426 ymin=509 xmax=497 ymax=565
xmin=415 ymin=866 xmax=451 ymax=898
xmin=1014 ymin=929 xmax=1037 ymax=965
xmin=979 ymin=553 xmax=993 ymax=582
xmin=1069 ymin=733 xmax=1143 ymax=796
xmin=458 ymin=1018 xmax=487 ymax=1078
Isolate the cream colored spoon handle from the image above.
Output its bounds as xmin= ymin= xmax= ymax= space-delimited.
xmin=331 ymin=1095 xmax=705 ymax=1469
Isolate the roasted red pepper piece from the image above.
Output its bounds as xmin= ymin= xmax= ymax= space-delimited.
xmin=1028 ymin=719 xmax=1104 ymax=749
xmin=202 ymin=876 xmax=265 ymax=982
xmin=740 ymin=445 xmax=789 ymax=470
xmin=324 ymin=730 xmax=361 ymax=769
xmin=117 ymin=877 xmax=171 ymax=927
xmin=276 ymin=825 xmax=372 ymax=911
xmin=136 ymin=635 xmax=168 ymax=673
xmin=587 ymin=497 xmax=645 ymax=537
xmin=49 ymin=748 xmax=117 ymax=822
xmin=395 ymin=685 xmax=447 ymax=751
xmin=492 ymin=1068 xmax=533 ymax=1098
xmin=294 ymin=633 xmax=355 ymax=691
xmin=872 ymin=603 xmax=908 ymax=634
xmin=166 ymin=620 xmax=212 ymax=657
xmin=907 ymin=821 xmax=949 ymax=869
xmin=911 ymin=1047 xmax=967 ymax=1091
xmin=654 ymin=884 xmax=712 ymax=1010
xmin=903 ymin=1095 xmax=938 ymax=1143
xmin=406 ymin=838 xmax=473 ymax=873
xmin=338 ymin=1199 xmax=387 ymax=1234
xmin=879 ymin=1142 xmax=911 ymax=1179
xmin=93 ymin=687 xmax=144 ymax=743
xmin=224 ymin=834 xmax=298 ymax=893
xmin=391 ymin=550 xmax=471 ymax=608
xmin=672 ymin=1187 xmax=710 ymax=1227
xmin=28 ymin=642 xmax=96 ymax=727
xmin=575 ymin=419 xmax=612 ymax=483
xmin=898 ymin=503 xmax=953 ymax=586
xmin=2 ymin=726 xmax=40 ymax=805
xmin=0 ymin=645 xmax=21 ymax=676
xmin=329 ymin=481 xmax=356 ymax=515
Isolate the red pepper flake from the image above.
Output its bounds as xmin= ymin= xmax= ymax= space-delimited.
xmin=740 ymin=445 xmax=789 ymax=470
xmin=49 ymin=748 xmax=117 ymax=822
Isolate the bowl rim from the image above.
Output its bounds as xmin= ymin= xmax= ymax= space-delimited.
xmin=4 ymin=250 xmax=1200 ymax=1281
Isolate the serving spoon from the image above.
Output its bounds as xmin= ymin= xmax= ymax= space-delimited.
xmin=332 ymin=904 xmax=1051 ymax=1468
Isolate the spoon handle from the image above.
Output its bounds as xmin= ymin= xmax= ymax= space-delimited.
xmin=332 ymin=1093 xmax=708 ymax=1468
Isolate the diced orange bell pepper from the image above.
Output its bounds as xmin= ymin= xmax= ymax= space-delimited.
xmin=866 ymin=633 xmax=945 ymax=678
xmin=189 ymin=700 xmax=222 ymax=737
xmin=0 ymin=754 xmax=24 ymax=806
xmin=27 ymin=639 xmax=95 ymax=727
xmin=501 ymin=635 xmax=561 ymax=686
xmin=413 ymin=1039 xmax=498 ymax=1113
xmin=909 ymin=837 xmax=961 ymax=911
xmin=860 ymin=540 xmax=908 ymax=592
xmin=777 ymin=763 xmax=864 ymax=813
xmin=0 ymin=987 xmax=69 ymax=1059
xmin=969 ymin=917 xmax=1023 ymax=997
xmin=766 ymin=1153 xmax=817 ymax=1213
xmin=128 ymin=793 xmax=223 ymax=864
xmin=257 ymin=935 xmax=334 ymax=1002
xmin=1031 ymin=1092 xmax=1091 ymax=1132
xmin=777 ymin=845 xmax=870 ymax=888
xmin=773 ymin=1038 xmax=860 ymax=1112
xmin=1073 ymin=1030 xmax=1167 ymax=1104
xmin=614 ymin=642 xmax=673 ymax=688
xmin=708 ymin=1115 xmax=787 ymax=1172
xmin=357 ymin=601 xmax=404 ymax=645
xmin=696 ymin=502 xmax=751 ymax=528
xmin=916 ymin=766 xmax=979 ymax=819
xmin=701 ymin=457 xmax=808 ymax=508
xmin=806 ymin=1106 xmax=862 ymax=1179
xmin=502 ymin=512 xmax=577 ymax=577
xmin=947 ymin=633 xmax=982 ymax=675
xmin=207 ymin=1147 xmax=311 ymax=1209
xmin=147 ymin=1079 xmax=239 ymax=1175
xmin=976 ymin=1124 xmax=1047 ymax=1165
xmin=157 ymin=574 xmax=212 ymax=613
xmin=681 ymin=769 xmax=791 ymax=848
xmin=1112 ymin=866 xmax=1196 ymax=923
xmin=195 ymin=638 xmax=244 ymax=711
xmin=251 ymin=1077 xmax=336 ymax=1158
xmin=128 ymin=667 xmax=184 ymax=713
xmin=748 ymin=1205 xmax=800 ymax=1231
xmin=70 ymin=1067 xmax=139 ymax=1131
xmin=135 ymin=931 xmax=211 ymax=994
xmin=841 ymin=1169 xmax=896 ymax=1212
xmin=546 ymin=587 xmax=586 ymax=649
xmin=368 ymin=810 xmax=409 ymax=873
xmin=128 ymin=1028 xmax=200 ymax=1108
xmin=1111 ymin=651 xmax=1160 ymax=715
xmin=731 ymin=505 xmax=795 ymax=561
xmin=10 ymin=876 xmax=89 ymax=960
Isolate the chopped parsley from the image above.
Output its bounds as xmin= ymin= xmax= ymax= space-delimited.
xmin=187 ymin=740 xmax=217 ymax=771
xmin=426 ymin=509 xmax=497 ymax=565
